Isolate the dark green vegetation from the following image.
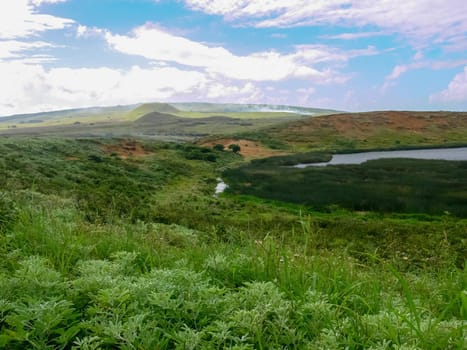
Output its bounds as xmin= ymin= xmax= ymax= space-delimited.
xmin=0 ymin=136 xmax=466 ymax=349
xmin=228 ymin=143 xmax=241 ymax=153
xmin=224 ymin=156 xmax=467 ymax=217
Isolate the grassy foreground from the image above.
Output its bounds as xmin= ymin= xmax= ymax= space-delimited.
xmin=0 ymin=137 xmax=466 ymax=349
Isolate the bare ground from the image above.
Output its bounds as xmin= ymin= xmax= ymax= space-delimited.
xmin=103 ymin=140 xmax=151 ymax=158
xmin=201 ymin=139 xmax=290 ymax=159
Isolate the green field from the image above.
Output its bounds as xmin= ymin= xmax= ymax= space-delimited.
xmin=0 ymin=137 xmax=466 ymax=349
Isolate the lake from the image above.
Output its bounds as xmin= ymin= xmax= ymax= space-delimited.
xmin=294 ymin=147 xmax=467 ymax=168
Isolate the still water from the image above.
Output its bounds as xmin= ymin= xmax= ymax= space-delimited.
xmin=294 ymin=147 xmax=467 ymax=168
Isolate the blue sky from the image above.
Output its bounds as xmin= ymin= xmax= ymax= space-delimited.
xmin=0 ymin=0 xmax=466 ymax=116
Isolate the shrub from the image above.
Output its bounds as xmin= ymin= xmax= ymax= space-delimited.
xmin=228 ymin=144 xmax=241 ymax=153
xmin=213 ymin=144 xmax=225 ymax=152
xmin=184 ymin=146 xmax=217 ymax=162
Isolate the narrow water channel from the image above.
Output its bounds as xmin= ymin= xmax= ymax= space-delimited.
xmin=214 ymin=178 xmax=228 ymax=196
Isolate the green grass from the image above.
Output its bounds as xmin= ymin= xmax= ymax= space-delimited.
xmin=0 ymin=137 xmax=465 ymax=349
xmin=0 ymin=113 xmax=305 ymax=140
xmin=0 ymin=103 xmax=308 ymax=138
xmin=0 ymin=197 xmax=465 ymax=349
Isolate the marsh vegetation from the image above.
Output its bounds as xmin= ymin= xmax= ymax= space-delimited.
xmin=224 ymin=155 xmax=467 ymax=217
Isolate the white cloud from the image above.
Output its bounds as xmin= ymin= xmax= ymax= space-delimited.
xmin=0 ymin=0 xmax=73 ymax=39
xmin=31 ymin=0 xmax=67 ymax=5
xmin=382 ymin=59 xmax=467 ymax=92
xmin=386 ymin=65 xmax=412 ymax=81
xmin=76 ymin=25 xmax=89 ymax=38
xmin=430 ymin=67 xmax=467 ymax=103
xmin=413 ymin=51 xmax=424 ymax=61
xmin=322 ymin=31 xmax=387 ymax=40
xmin=442 ymin=35 xmax=467 ymax=52
xmin=0 ymin=40 xmax=52 ymax=60
xmin=185 ymin=0 xmax=291 ymax=18
xmin=0 ymin=61 xmax=267 ymax=116
xmin=184 ymin=0 xmax=467 ymax=51
xmin=296 ymin=87 xmax=316 ymax=106
xmin=76 ymin=25 xmax=105 ymax=38
xmin=104 ymin=24 xmax=370 ymax=83
xmin=206 ymin=82 xmax=262 ymax=102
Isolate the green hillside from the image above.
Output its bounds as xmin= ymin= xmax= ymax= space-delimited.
xmin=134 ymin=111 xmax=183 ymax=125
xmin=0 ymin=136 xmax=465 ymax=349
xmin=0 ymin=105 xmax=135 ymax=124
xmin=129 ymin=102 xmax=180 ymax=116
xmin=243 ymin=110 xmax=467 ymax=152
xmin=0 ymin=102 xmax=317 ymax=137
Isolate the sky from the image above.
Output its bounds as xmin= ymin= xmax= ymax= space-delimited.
xmin=0 ymin=0 xmax=466 ymax=116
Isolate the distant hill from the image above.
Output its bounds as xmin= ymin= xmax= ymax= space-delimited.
xmin=0 ymin=102 xmax=332 ymax=125
xmin=133 ymin=111 xmax=182 ymax=126
xmin=0 ymin=101 xmax=331 ymax=138
xmin=132 ymin=111 xmax=259 ymax=136
xmin=261 ymin=110 xmax=467 ymax=151
xmin=130 ymin=103 xmax=180 ymax=116
xmin=0 ymin=105 xmax=136 ymax=124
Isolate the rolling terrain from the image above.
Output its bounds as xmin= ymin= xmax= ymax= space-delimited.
xmin=251 ymin=110 xmax=467 ymax=151
xmin=0 ymin=102 xmax=334 ymax=139
xmin=0 ymin=104 xmax=466 ymax=349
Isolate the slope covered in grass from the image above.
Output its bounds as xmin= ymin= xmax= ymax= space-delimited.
xmin=241 ymin=111 xmax=467 ymax=152
xmin=0 ymin=102 xmax=315 ymax=137
xmin=0 ymin=137 xmax=465 ymax=349
xmin=130 ymin=102 xmax=180 ymax=115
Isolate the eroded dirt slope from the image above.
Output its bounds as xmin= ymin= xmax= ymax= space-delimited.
xmin=267 ymin=111 xmax=467 ymax=150
xmin=201 ymin=139 xmax=290 ymax=159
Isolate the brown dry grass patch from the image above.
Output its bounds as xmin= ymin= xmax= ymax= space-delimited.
xmin=104 ymin=140 xmax=151 ymax=159
xmin=273 ymin=110 xmax=467 ymax=146
xmin=201 ymin=138 xmax=289 ymax=159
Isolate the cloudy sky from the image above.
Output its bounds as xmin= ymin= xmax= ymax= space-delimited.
xmin=1 ymin=0 xmax=466 ymax=116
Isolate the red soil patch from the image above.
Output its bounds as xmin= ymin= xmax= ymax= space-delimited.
xmin=277 ymin=111 xmax=467 ymax=141
xmin=201 ymin=139 xmax=289 ymax=159
xmin=104 ymin=140 xmax=150 ymax=159
xmin=289 ymin=111 xmax=432 ymax=135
